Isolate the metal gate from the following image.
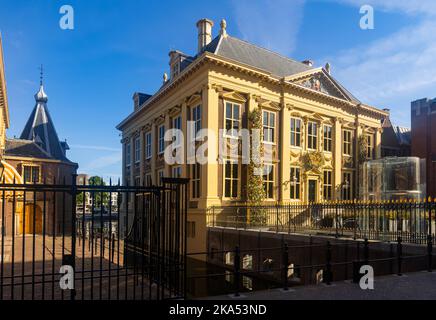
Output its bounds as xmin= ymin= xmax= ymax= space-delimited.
xmin=0 ymin=175 xmax=188 ymax=300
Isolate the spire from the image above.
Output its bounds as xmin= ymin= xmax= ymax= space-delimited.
xmin=20 ymin=76 xmax=69 ymax=161
xmin=34 ymin=65 xmax=48 ymax=103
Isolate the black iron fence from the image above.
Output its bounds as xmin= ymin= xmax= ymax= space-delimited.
xmin=207 ymin=200 xmax=436 ymax=244
xmin=0 ymin=175 xmax=188 ymax=300
xmin=187 ymin=235 xmax=435 ymax=298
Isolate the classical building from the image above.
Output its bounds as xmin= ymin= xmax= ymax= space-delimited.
xmin=411 ymin=98 xmax=436 ymax=197
xmin=117 ymin=18 xmax=387 ymax=252
xmin=381 ymin=109 xmax=411 ymax=157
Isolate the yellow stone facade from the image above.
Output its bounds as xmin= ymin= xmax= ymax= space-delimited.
xmin=117 ymin=19 xmax=387 ymax=252
xmin=0 ymin=35 xmax=10 ymax=160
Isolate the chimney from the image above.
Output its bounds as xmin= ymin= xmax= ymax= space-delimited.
xmin=302 ymin=60 xmax=314 ymax=67
xmin=196 ymin=18 xmax=214 ymax=53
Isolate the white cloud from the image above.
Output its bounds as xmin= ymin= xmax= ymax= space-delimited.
xmin=79 ymin=152 xmax=121 ymax=172
xmin=231 ymin=0 xmax=305 ymax=55
xmin=334 ymin=0 xmax=436 ymax=16
xmin=323 ymin=1 xmax=436 ymax=127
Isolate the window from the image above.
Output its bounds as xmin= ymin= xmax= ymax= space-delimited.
xmin=290 ymin=118 xmax=301 ymax=147
xmin=263 ymin=165 xmax=274 ymax=199
xmin=173 ymin=116 xmax=182 ymax=147
xmin=172 ymin=166 xmax=182 ymax=178
xmin=343 ymin=130 xmax=352 ymax=156
xmin=125 ymin=142 xmax=131 ymax=167
xmin=187 ymin=221 xmax=196 ymax=238
xmin=323 ymin=170 xmax=333 ymax=201
xmin=145 ymin=174 xmax=152 ymax=186
xmin=307 ymin=122 xmax=318 ymax=150
xmin=157 ymin=170 xmax=164 ymax=186
xmin=134 ymin=137 xmax=140 ymax=163
xmin=158 ymin=125 xmax=165 ymax=154
xmin=135 ymin=176 xmax=141 ymax=186
xmin=191 ymin=163 xmax=201 ymax=199
xmin=23 ymin=165 xmax=40 ymax=183
xmin=342 ymin=172 xmax=352 ymax=200
xmin=192 ymin=105 xmax=201 ymax=136
xmin=290 ymin=167 xmax=301 ymax=200
xmin=263 ymin=110 xmax=276 ymax=143
xmin=366 ymin=134 xmax=374 ymax=159
xmin=224 ymin=160 xmax=239 ymax=198
xmin=145 ymin=132 xmax=152 ymax=160
xmin=225 ymin=102 xmax=240 ymax=137
xmin=323 ymin=125 xmax=332 ymax=152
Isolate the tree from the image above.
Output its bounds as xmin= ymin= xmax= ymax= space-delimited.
xmin=76 ymin=176 xmax=109 ymax=208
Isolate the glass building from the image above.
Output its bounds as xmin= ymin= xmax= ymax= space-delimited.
xmin=361 ymin=157 xmax=426 ymax=201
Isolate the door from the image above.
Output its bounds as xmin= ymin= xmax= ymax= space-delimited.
xmin=308 ymin=180 xmax=317 ymax=203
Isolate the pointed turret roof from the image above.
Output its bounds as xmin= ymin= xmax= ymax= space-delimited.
xmin=19 ymin=83 xmax=70 ymax=162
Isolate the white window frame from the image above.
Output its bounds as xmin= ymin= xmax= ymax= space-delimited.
xmin=262 ymin=110 xmax=276 ymax=144
xmin=191 ymin=163 xmax=201 ymax=199
xmin=343 ymin=129 xmax=352 ymax=156
xmin=145 ymin=132 xmax=152 ymax=160
xmin=134 ymin=137 xmax=140 ymax=164
xmin=192 ymin=105 xmax=202 ymax=137
xmin=158 ymin=125 xmax=165 ymax=155
xmin=290 ymin=166 xmax=301 ymax=200
xmin=323 ymin=125 xmax=333 ymax=153
xmin=224 ymin=101 xmax=241 ymax=138
xmin=223 ymin=159 xmax=240 ymax=199
xmin=323 ymin=170 xmax=333 ymax=201
xmin=172 ymin=166 xmax=182 ymax=178
xmin=307 ymin=121 xmax=318 ymax=150
xmin=263 ymin=164 xmax=274 ymax=199
xmin=290 ymin=117 xmax=302 ymax=148
xmin=366 ymin=134 xmax=374 ymax=159
xmin=172 ymin=115 xmax=182 ymax=147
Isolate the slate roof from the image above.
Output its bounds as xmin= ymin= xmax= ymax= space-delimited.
xmin=5 ymin=138 xmax=53 ymax=159
xmin=393 ymin=125 xmax=411 ymax=145
xmin=11 ymin=84 xmax=74 ymax=163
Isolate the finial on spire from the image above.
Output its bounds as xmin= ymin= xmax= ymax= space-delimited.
xmin=39 ymin=64 xmax=44 ymax=86
xmin=220 ymin=19 xmax=227 ymax=37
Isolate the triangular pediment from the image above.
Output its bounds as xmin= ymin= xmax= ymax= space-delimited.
xmin=286 ymin=69 xmax=356 ymax=103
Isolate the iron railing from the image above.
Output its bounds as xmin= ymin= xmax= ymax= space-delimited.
xmin=0 ymin=175 xmax=189 ymax=300
xmin=186 ymin=235 xmax=434 ymax=298
xmin=207 ymin=200 xmax=436 ymax=244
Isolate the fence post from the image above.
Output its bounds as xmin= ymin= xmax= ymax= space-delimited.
xmin=428 ymin=235 xmax=433 ymax=272
xmin=397 ymin=236 xmax=403 ymax=276
xmin=363 ymin=238 xmax=369 ymax=265
xmin=335 ymin=203 xmax=339 ymax=238
xmin=70 ymin=173 xmax=78 ymax=301
xmin=282 ymin=242 xmax=289 ymax=291
xmin=234 ymin=246 xmax=240 ymax=297
xmin=325 ymin=241 xmax=332 ymax=285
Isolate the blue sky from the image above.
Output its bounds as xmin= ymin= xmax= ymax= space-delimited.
xmin=0 ymin=0 xmax=435 ymax=181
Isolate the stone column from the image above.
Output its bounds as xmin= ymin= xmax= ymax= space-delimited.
xmin=139 ymin=128 xmax=145 ymax=185
xmin=181 ymin=101 xmax=188 ymax=177
xmin=281 ymin=104 xmax=291 ymax=202
xmin=151 ymin=123 xmax=157 ymax=184
xmin=164 ymin=113 xmax=171 ymax=177
xmin=203 ymin=84 xmax=219 ymax=208
xmin=375 ymin=127 xmax=382 ymax=159
xmin=333 ymin=118 xmax=342 ymax=200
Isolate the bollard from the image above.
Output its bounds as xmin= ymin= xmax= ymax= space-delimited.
xmin=428 ymin=235 xmax=433 ymax=272
xmin=234 ymin=246 xmax=241 ymax=297
xmin=397 ymin=237 xmax=403 ymax=276
xmin=325 ymin=241 xmax=332 ymax=285
xmin=282 ymin=243 xmax=289 ymax=291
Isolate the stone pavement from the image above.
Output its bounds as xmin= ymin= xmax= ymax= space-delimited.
xmin=204 ymin=271 xmax=436 ymax=300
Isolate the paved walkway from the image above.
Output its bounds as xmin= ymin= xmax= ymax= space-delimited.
xmin=205 ymin=272 xmax=436 ymax=300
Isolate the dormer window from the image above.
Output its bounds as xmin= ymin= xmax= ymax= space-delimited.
xmin=172 ymin=62 xmax=180 ymax=78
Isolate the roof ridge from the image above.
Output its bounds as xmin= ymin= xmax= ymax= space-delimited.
xmin=225 ymin=35 xmax=310 ymax=68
